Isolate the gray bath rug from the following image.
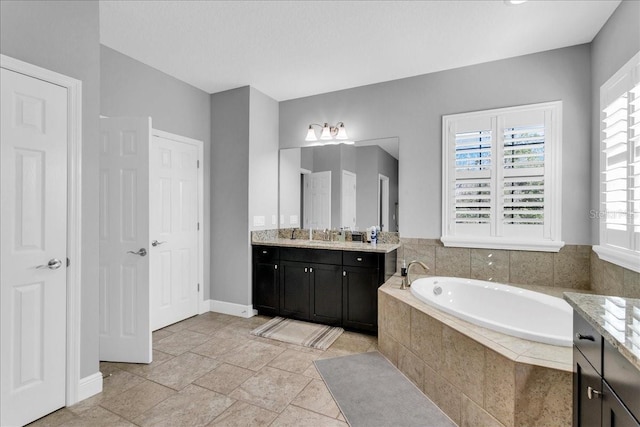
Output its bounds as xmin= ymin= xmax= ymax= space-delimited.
xmin=315 ymin=352 xmax=456 ymax=427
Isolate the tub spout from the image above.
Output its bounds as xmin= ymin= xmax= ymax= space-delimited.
xmin=400 ymin=261 xmax=429 ymax=290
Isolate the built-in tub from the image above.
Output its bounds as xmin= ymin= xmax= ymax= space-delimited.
xmin=410 ymin=276 xmax=573 ymax=346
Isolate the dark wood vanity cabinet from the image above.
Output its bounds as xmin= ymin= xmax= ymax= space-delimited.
xmin=573 ymin=311 xmax=640 ymax=427
xmin=252 ymin=246 xmax=279 ymax=316
xmin=252 ymin=245 xmax=396 ymax=332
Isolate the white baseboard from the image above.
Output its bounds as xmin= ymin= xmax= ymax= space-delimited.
xmin=209 ymin=299 xmax=257 ymax=318
xmin=77 ymin=372 xmax=102 ymax=402
xmin=199 ymin=299 xmax=213 ymax=314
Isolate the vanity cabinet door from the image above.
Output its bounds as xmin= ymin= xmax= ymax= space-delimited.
xmin=342 ymin=265 xmax=379 ymax=332
xmin=310 ymin=263 xmax=342 ymax=326
xmin=279 ymin=260 xmax=310 ymax=321
xmin=574 ymin=346 xmax=603 ymax=427
xmin=252 ymin=246 xmax=280 ymax=316
xmin=602 ymin=381 xmax=640 ymax=427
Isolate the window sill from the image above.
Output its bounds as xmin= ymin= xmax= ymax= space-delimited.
xmin=441 ymin=236 xmax=565 ymax=252
xmin=592 ymin=245 xmax=640 ymax=273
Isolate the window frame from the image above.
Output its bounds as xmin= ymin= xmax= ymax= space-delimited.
xmin=593 ymin=51 xmax=640 ymax=273
xmin=441 ymin=101 xmax=564 ymax=252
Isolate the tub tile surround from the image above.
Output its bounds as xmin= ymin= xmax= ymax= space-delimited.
xmin=398 ymin=238 xmax=640 ymax=297
xmin=379 ymin=278 xmax=573 ymax=427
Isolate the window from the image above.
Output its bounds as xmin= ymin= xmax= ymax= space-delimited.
xmin=441 ymin=101 xmax=563 ymax=251
xmin=593 ymin=52 xmax=640 ymax=273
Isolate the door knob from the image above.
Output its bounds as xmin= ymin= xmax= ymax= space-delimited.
xmin=587 ymin=386 xmax=602 ymax=399
xmin=36 ymin=258 xmax=63 ymax=270
xmin=151 ymin=240 xmax=167 ymax=247
xmin=127 ymin=248 xmax=147 ymax=257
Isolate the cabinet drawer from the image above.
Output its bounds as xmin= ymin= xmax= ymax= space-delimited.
xmin=574 ymin=311 xmax=602 ymax=374
xmin=343 ymin=251 xmax=379 ymax=268
xmin=604 ymin=339 xmax=640 ymax=421
xmin=253 ymin=246 xmax=279 ymax=263
xmin=280 ymin=247 xmax=342 ymax=265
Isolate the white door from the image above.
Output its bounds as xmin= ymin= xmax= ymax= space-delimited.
xmin=341 ymin=170 xmax=357 ymax=230
xmin=99 ymin=117 xmax=152 ymax=363
xmin=1 ymin=68 xmax=67 ymax=426
xmin=303 ymin=171 xmax=331 ymax=229
xmin=149 ymin=134 xmax=200 ymax=331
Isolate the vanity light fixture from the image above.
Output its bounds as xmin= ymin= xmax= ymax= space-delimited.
xmin=305 ymin=122 xmax=349 ymax=142
xmin=504 ymin=0 xmax=528 ymax=4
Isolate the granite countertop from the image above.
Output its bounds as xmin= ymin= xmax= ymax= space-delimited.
xmin=564 ymin=292 xmax=640 ymax=371
xmin=252 ymin=237 xmax=400 ymax=254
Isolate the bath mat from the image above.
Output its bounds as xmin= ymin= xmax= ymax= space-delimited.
xmin=315 ymin=352 xmax=456 ymax=427
xmin=250 ymin=317 xmax=343 ymax=350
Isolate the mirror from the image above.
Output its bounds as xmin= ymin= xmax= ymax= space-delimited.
xmin=279 ymin=137 xmax=399 ymax=232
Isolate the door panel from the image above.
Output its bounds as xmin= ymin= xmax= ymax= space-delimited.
xmin=150 ymin=135 xmax=199 ymax=331
xmin=310 ymin=264 xmax=342 ymax=325
xmin=280 ymin=261 xmax=310 ymax=320
xmin=1 ymin=68 xmax=67 ymax=426
xmin=99 ymin=117 xmax=152 ymax=363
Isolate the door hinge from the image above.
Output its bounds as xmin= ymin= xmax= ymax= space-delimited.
xmin=197 ymin=160 xmax=200 ymax=168
xmin=67 ymin=258 xmax=71 ymax=267
xmin=197 ymin=222 xmax=200 ymax=230
xmin=197 ymin=283 xmax=200 ymax=292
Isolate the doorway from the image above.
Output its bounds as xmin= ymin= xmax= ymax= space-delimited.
xmin=378 ymin=174 xmax=390 ymax=231
xmin=0 ymin=55 xmax=83 ymax=426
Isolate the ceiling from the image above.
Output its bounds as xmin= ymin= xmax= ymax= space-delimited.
xmin=99 ymin=0 xmax=620 ymax=102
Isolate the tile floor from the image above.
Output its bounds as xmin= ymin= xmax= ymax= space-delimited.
xmin=29 ymin=312 xmax=379 ymax=426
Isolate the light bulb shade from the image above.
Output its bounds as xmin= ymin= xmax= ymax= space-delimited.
xmin=305 ymin=126 xmax=317 ymax=141
xmin=320 ymin=123 xmax=332 ymax=140
xmin=336 ymin=124 xmax=348 ymax=140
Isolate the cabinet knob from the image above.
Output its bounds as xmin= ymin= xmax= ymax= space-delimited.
xmin=310 ymin=267 xmax=313 ymax=273
xmin=274 ymin=264 xmax=278 ymax=270
xmin=575 ymin=333 xmax=595 ymax=341
xmin=587 ymin=386 xmax=601 ymax=400
xmin=356 ymin=257 xmax=363 ymax=262
xmin=305 ymin=267 xmax=308 ymax=273
xmin=343 ymin=271 xmax=346 ymax=277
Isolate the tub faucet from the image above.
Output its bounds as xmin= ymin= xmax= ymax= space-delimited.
xmin=400 ymin=261 xmax=430 ymax=290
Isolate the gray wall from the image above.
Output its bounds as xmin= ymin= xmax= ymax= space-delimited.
xmin=590 ymin=0 xmax=640 ymax=243
xmin=211 ymin=87 xmax=250 ymax=306
xmin=100 ymin=46 xmax=212 ymax=299
xmin=280 ymin=44 xmax=592 ymax=244
xmin=0 ymin=0 xmax=101 ymax=378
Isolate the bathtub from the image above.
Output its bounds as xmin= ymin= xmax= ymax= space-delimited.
xmin=410 ymin=276 xmax=573 ymax=346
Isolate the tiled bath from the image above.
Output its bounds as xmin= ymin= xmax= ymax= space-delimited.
xmin=378 ymin=277 xmax=573 ymax=427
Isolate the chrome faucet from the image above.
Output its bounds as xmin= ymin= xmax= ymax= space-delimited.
xmin=400 ymin=261 xmax=430 ymax=290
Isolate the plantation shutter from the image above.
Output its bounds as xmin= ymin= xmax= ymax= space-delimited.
xmin=596 ymin=51 xmax=640 ymax=272
xmin=442 ymin=102 xmax=562 ymax=251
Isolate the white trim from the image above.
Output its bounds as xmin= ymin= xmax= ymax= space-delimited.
xmin=199 ymin=299 xmax=213 ymax=314
xmin=151 ymin=129 xmax=206 ymax=318
xmin=593 ymin=245 xmax=640 ymax=274
xmin=0 ymin=55 xmax=85 ymax=405
xmin=77 ymin=373 xmax=103 ymax=402
xmin=441 ymin=236 xmax=565 ymax=252
xmin=210 ymin=300 xmax=257 ymax=318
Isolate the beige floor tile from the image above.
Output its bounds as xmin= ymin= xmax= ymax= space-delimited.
xmin=325 ymin=332 xmax=376 ymax=355
xmin=163 ymin=315 xmax=207 ymax=332
xmin=27 ymin=408 xmax=77 ymax=427
xmin=291 ymin=379 xmax=341 ymax=418
xmin=58 ymin=406 xmax=134 ymax=427
xmin=116 ymin=350 xmax=174 ymax=377
xmin=300 ymin=363 xmax=322 ymax=380
xmin=337 ymin=413 xmax=346 ymax=422
xmin=187 ymin=318 xmax=231 ymax=335
xmin=208 ymin=401 xmax=278 ymax=426
xmin=100 ymin=380 xmax=175 ymax=421
xmin=134 ymin=384 xmax=235 ymax=427
xmin=68 ymin=369 xmax=146 ymax=414
xmin=194 ymin=363 xmax=255 ymax=395
xmin=270 ymin=405 xmax=348 ymax=427
xmin=154 ymin=329 xmax=212 ymax=356
xmin=268 ymin=349 xmax=320 ymax=374
xmin=152 ymin=329 xmax=173 ymax=344
xmin=146 ymin=352 xmax=219 ymax=390
xmin=218 ymin=340 xmax=286 ymax=371
xmin=229 ymin=366 xmax=311 ymax=413
xmin=191 ymin=336 xmax=249 ymax=359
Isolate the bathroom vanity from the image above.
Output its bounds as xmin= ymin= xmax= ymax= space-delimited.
xmin=565 ymin=293 xmax=640 ymax=427
xmin=252 ymin=239 xmax=398 ymax=333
